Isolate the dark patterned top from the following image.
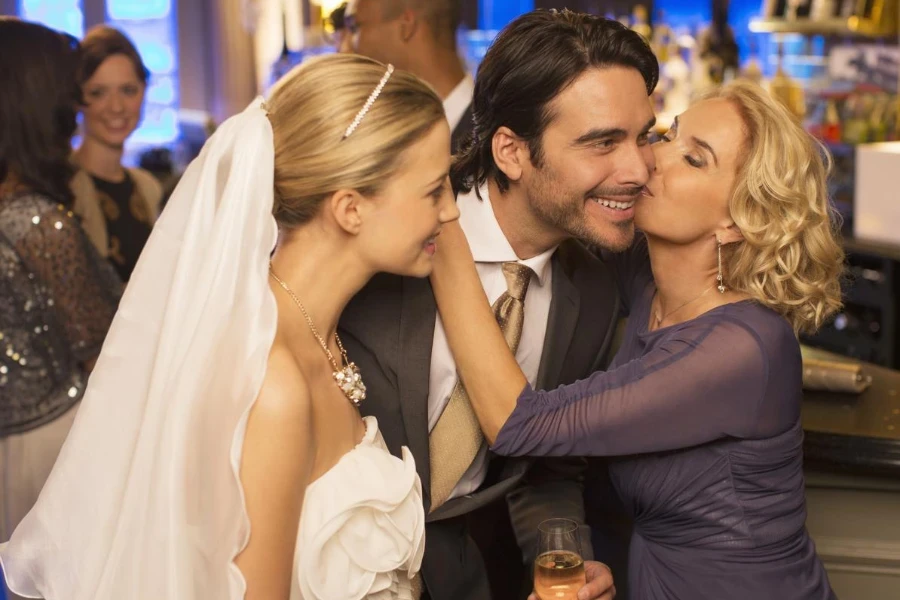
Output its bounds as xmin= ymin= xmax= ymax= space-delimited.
xmin=0 ymin=192 xmax=122 ymax=437
xmin=92 ymin=173 xmax=153 ymax=281
xmin=491 ymin=236 xmax=836 ymax=600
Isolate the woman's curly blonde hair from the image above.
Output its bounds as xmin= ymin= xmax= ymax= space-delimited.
xmin=706 ymin=80 xmax=844 ymax=334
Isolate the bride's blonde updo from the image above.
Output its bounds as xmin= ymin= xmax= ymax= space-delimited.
xmin=265 ymin=53 xmax=445 ymax=230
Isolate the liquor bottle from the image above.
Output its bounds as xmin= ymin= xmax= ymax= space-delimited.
xmin=739 ymin=38 xmax=764 ymax=85
xmin=786 ymin=0 xmax=813 ymax=20
xmin=842 ymin=94 xmax=871 ymax=144
xmin=822 ymin=99 xmax=842 ymax=143
xmin=630 ymin=5 xmax=652 ymax=41
xmin=810 ymin=0 xmax=837 ymax=20
xmin=651 ymin=9 xmax=673 ymax=58
xmin=706 ymin=0 xmax=739 ymax=82
xmin=761 ymin=0 xmax=779 ymax=18
xmin=663 ymin=41 xmax=691 ymax=117
xmin=838 ymin=0 xmax=857 ymax=18
xmin=768 ymin=41 xmax=806 ymax=119
xmin=869 ymin=94 xmax=889 ymax=142
xmin=889 ymin=98 xmax=900 ymax=141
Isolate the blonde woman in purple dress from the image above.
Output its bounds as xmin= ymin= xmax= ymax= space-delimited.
xmin=430 ymin=81 xmax=843 ymax=600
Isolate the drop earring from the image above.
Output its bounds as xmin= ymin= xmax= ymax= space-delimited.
xmin=716 ymin=238 xmax=726 ymax=294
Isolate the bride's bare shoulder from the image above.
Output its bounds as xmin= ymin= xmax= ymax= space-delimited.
xmin=236 ymin=342 xmax=314 ymax=598
xmin=254 ymin=342 xmax=312 ymax=421
xmin=241 ymin=341 xmax=315 ymax=466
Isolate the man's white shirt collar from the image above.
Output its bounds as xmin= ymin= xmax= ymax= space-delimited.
xmin=443 ymin=74 xmax=474 ymax=132
xmin=457 ymin=185 xmax=555 ymax=286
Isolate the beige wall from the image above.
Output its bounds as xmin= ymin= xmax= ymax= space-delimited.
xmin=178 ymin=0 xmax=314 ymax=122
xmin=177 ymin=0 xmax=214 ymax=114
xmin=4 ymin=0 xmax=309 ymax=123
xmin=178 ymin=0 xmax=258 ymax=123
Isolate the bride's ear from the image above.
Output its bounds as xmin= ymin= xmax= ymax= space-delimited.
xmin=328 ymin=189 xmax=365 ymax=235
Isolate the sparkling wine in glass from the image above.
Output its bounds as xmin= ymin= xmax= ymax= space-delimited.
xmin=533 ymin=518 xmax=586 ymax=600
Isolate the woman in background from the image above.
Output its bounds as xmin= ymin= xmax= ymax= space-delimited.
xmin=72 ymin=25 xmax=162 ymax=281
xmin=0 ymin=17 xmax=121 ymax=600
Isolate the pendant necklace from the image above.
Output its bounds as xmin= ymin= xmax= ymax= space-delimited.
xmin=269 ymin=266 xmax=367 ymax=407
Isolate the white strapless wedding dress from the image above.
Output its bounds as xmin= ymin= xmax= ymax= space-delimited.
xmin=291 ymin=415 xmax=425 ymax=600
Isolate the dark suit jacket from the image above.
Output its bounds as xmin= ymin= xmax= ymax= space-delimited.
xmin=339 ymin=239 xmax=620 ymax=600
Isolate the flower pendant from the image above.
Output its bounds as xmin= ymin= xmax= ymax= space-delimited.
xmin=333 ymin=362 xmax=367 ymax=407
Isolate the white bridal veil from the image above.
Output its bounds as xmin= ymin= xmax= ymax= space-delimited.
xmin=1 ymin=98 xmax=278 ymax=599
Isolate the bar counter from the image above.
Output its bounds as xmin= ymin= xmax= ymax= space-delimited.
xmin=799 ymin=346 xmax=900 ymax=599
xmin=802 ymin=346 xmax=900 ymax=476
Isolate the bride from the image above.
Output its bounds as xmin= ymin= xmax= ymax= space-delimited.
xmin=0 ymin=53 xmax=458 ymax=600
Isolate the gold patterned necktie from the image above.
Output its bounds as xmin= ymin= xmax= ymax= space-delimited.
xmin=429 ymin=262 xmax=534 ymax=511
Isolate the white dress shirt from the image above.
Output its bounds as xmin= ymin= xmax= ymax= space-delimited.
xmin=428 ymin=186 xmax=556 ymax=500
xmin=442 ymin=74 xmax=474 ymax=132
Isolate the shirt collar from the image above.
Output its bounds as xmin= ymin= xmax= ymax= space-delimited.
xmin=443 ymin=74 xmax=474 ymax=132
xmin=457 ymin=185 xmax=555 ymax=286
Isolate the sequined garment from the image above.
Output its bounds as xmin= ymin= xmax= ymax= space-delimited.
xmin=0 ymin=193 xmax=121 ymax=437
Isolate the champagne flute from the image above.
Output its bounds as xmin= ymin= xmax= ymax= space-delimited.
xmin=533 ymin=518 xmax=586 ymax=600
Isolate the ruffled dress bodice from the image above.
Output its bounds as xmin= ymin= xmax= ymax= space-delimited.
xmin=292 ymin=416 xmax=425 ymax=600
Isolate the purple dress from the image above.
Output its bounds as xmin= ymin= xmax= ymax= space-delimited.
xmin=491 ymin=237 xmax=835 ymax=599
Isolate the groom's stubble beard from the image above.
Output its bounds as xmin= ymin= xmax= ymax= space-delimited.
xmin=525 ymin=160 xmax=637 ymax=253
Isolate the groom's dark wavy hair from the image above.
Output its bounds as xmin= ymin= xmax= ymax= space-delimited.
xmin=451 ymin=9 xmax=659 ymax=195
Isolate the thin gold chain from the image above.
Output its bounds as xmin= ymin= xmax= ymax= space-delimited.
xmin=269 ymin=266 xmax=349 ymax=371
xmin=653 ymin=285 xmax=714 ymax=328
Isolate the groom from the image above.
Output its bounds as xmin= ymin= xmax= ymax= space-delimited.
xmin=340 ymin=10 xmax=658 ymax=600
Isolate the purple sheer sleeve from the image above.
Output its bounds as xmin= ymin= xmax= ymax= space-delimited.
xmin=491 ymin=311 xmax=799 ymax=458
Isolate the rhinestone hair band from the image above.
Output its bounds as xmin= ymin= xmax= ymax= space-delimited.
xmin=342 ymin=64 xmax=395 ymax=140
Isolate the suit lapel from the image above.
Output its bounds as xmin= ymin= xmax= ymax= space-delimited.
xmin=536 ymin=251 xmax=580 ymax=389
xmin=398 ymin=276 xmax=437 ymax=507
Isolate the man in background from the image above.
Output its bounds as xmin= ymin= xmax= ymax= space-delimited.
xmin=326 ymin=2 xmax=351 ymax=51
xmin=343 ymin=0 xmax=473 ymax=153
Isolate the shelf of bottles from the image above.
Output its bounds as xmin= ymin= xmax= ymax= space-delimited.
xmin=750 ymin=16 xmax=896 ymax=36
xmin=750 ymin=0 xmax=899 ymax=38
xmin=105 ymin=0 xmax=179 ymax=153
xmin=747 ymin=3 xmax=900 ymax=366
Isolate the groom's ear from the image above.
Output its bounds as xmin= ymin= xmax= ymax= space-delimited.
xmin=329 ymin=189 xmax=364 ymax=235
xmin=492 ymin=126 xmax=528 ymax=183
